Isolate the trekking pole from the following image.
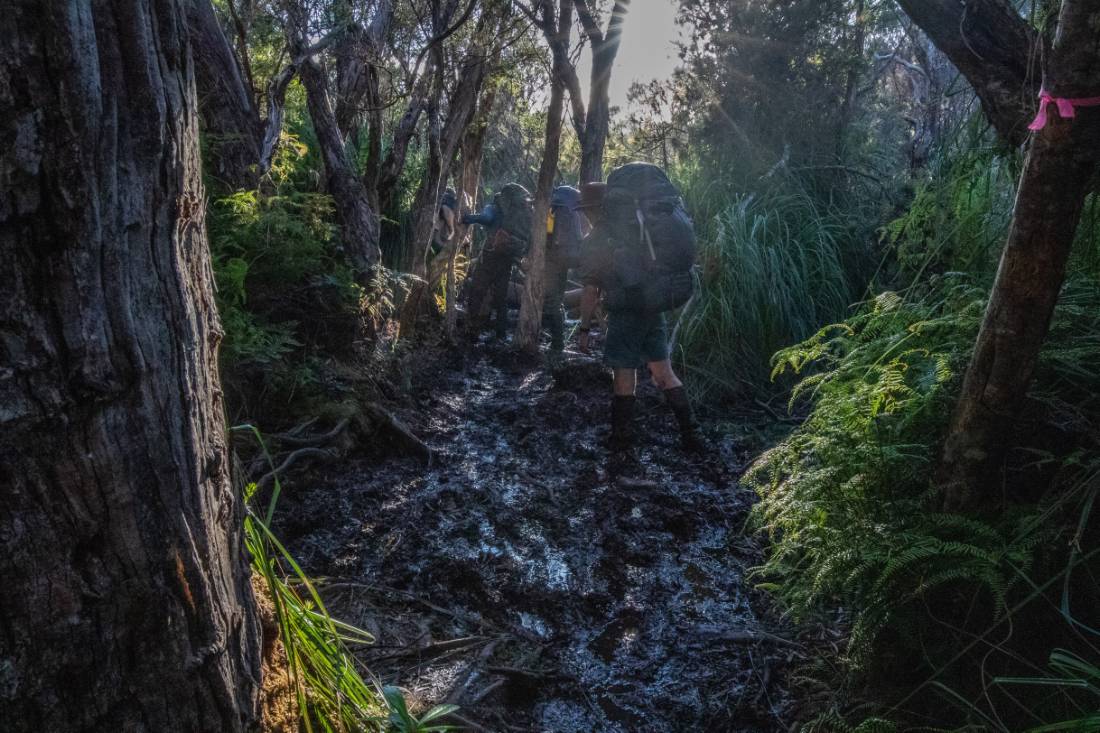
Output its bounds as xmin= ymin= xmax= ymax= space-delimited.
xmin=668 ymin=266 xmax=702 ymax=354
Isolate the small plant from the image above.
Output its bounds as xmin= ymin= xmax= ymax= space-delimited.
xmin=380 ymin=686 xmax=459 ymax=733
xmin=995 ymin=650 xmax=1100 ymax=732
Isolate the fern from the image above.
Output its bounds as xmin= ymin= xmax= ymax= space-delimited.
xmin=744 ymin=278 xmax=1099 ymax=667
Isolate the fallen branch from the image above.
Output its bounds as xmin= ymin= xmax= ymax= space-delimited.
xmin=270 ymin=418 xmax=350 ymax=447
xmin=712 ymin=630 xmax=801 ymax=648
xmin=364 ymin=402 xmax=433 ymax=464
xmin=257 ymin=447 xmax=336 ymax=489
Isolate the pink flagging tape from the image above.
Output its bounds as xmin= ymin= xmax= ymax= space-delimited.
xmin=1029 ymin=89 xmax=1100 ymax=131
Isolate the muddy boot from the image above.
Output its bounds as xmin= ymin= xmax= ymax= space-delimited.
xmin=608 ymin=395 xmax=636 ymax=453
xmin=664 ymin=386 xmax=704 ymax=453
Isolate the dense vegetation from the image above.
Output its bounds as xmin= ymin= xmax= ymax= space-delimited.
xmin=203 ymin=0 xmax=1100 ymax=729
xmin=5 ymin=0 xmax=1099 ymax=731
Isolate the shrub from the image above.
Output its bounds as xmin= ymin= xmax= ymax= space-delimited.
xmin=744 ymin=277 xmax=1100 ymax=663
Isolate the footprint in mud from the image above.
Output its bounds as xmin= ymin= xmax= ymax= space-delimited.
xmin=285 ymin=346 xmax=791 ymax=732
xmin=588 ymin=608 xmax=646 ymax=664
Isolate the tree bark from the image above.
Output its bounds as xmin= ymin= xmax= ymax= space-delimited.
xmin=575 ymin=0 xmax=629 ymax=182
xmin=0 ymin=1 xmax=261 ymax=730
xmin=938 ymin=0 xmax=1100 ymax=512
xmin=895 ymin=0 xmax=1041 ymax=148
xmin=517 ymin=0 xmax=569 ymax=351
xmin=187 ymin=0 xmax=263 ymax=189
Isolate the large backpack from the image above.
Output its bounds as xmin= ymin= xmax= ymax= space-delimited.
xmin=549 ymin=185 xmax=583 ymax=267
xmin=493 ymin=183 xmax=534 ymax=257
xmin=601 ymin=162 xmax=696 ymax=313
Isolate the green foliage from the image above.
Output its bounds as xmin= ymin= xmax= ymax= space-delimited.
xmin=678 ymin=190 xmax=858 ymax=397
xmin=882 ymin=144 xmax=1019 ymax=280
xmin=744 ymin=281 xmax=1048 ymax=659
xmin=241 ymin=427 xmax=384 ymax=731
xmin=240 ymin=427 xmax=459 ymax=732
xmin=208 ymin=133 xmax=375 ymax=422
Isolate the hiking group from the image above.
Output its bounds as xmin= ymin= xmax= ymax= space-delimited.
xmin=449 ymin=162 xmax=704 ymax=457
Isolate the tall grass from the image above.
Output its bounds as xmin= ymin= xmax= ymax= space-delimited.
xmin=677 ymin=191 xmax=857 ymax=397
xmin=237 ymin=427 xmax=456 ymax=732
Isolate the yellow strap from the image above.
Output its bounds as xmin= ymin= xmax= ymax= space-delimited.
xmin=547 ymin=211 xmax=555 ymax=234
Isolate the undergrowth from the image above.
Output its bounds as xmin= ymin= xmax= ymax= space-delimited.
xmin=678 ymin=190 xmax=859 ymax=398
xmin=744 ymin=276 xmax=1100 ymax=728
xmin=239 ymin=426 xmax=458 ymax=732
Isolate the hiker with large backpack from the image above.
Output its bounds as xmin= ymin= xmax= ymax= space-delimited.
xmin=543 ymin=185 xmax=584 ymax=354
xmin=576 ymin=163 xmax=703 ymax=453
xmin=461 ymin=183 xmax=534 ymax=340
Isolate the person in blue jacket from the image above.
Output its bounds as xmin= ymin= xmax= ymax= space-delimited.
xmin=462 ymin=184 xmax=532 ymax=339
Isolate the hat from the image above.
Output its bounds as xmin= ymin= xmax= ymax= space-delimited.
xmin=577 ymin=182 xmax=606 ymax=209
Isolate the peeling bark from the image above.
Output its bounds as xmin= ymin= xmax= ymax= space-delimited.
xmin=0 ymin=1 xmax=261 ymax=729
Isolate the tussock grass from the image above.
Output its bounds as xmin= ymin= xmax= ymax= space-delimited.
xmin=677 ymin=191 xmax=857 ymax=398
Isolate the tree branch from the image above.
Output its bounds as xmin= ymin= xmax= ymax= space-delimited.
xmin=895 ymin=0 xmax=1040 ymax=147
xmin=573 ymin=0 xmax=603 ymax=43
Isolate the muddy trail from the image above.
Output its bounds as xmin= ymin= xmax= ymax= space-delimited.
xmin=276 ymin=341 xmax=805 ymax=732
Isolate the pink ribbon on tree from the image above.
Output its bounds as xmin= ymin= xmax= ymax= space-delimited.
xmin=1029 ymin=89 xmax=1100 ymax=131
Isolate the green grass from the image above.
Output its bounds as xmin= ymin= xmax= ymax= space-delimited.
xmin=677 ymin=191 xmax=857 ymax=398
xmin=237 ymin=426 xmax=458 ymax=732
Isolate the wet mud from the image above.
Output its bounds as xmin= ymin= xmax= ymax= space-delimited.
xmin=276 ymin=341 xmax=800 ymax=731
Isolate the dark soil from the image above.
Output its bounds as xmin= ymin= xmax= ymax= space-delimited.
xmin=275 ymin=339 xmax=802 ymax=732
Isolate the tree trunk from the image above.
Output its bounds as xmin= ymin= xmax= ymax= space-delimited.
xmin=187 ymin=0 xmax=262 ymax=190
xmin=895 ymin=0 xmax=1040 ymax=148
xmin=298 ymin=56 xmax=382 ymax=273
xmin=575 ymin=0 xmax=629 ymax=183
xmin=938 ymin=0 xmax=1100 ymax=512
xmin=834 ymin=0 xmax=866 ymax=160
xmin=0 ymin=2 xmax=261 ymax=730
xmin=517 ymin=0 xmax=569 ymax=351
xmin=445 ymin=81 xmax=499 ymax=336
xmin=399 ymin=10 xmax=501 ymax=337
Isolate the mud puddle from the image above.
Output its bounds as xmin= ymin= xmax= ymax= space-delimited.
xmin=276 ymin=340 xmax=801 ymax=731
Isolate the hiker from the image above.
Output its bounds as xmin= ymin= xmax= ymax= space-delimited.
xmin=430 ymin=188 xmax=459 ymax=259
xmin=543 ymin=185 xmax=583 ymax=353
xmin=576 ymin=163 xmax=703 ymax=452
xmin=462 ymin=183 xmax=533 ymax=339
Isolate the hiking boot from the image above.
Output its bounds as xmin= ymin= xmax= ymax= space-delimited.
xmin=608 ymin=395 xmax=636 ymax=453
xmin=664 ymin=386 xmax=705 ymax=453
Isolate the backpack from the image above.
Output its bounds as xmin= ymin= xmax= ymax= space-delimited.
xmin=601 ymin=162 xmax=696 ymax=313
xmin=493 ymin=183 xmax=534 ymax=257
xmin=549 ymin=185 xmax=582 ymax=267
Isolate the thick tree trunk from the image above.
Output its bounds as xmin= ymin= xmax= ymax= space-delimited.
xmin=187 ymin=0 xmax=262 ymax=189
xmin=895 ymin=0 xmax=1040 ymax=148
xmin=938 ymin=0 xmax=1100 ymax=511
xmin=517 ymin=0 xmax=569 ymax=351
xmin=0 ymin=1 xmax=261 ymax=730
